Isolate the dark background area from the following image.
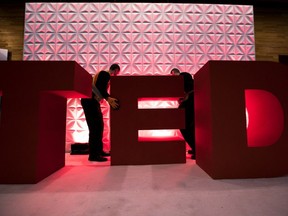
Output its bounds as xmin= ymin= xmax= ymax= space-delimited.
xmin=0 ymin=1 xmax=287 ymax=62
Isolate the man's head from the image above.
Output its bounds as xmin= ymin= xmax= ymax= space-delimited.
xmin=109 ymin=63 xmax=120 ymax=76
xmin=170 ymin=68 xmax=180 ymax=76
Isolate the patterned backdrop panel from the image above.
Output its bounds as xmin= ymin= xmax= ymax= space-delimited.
xmin=23 ymin=3 xmax=255 ymax=151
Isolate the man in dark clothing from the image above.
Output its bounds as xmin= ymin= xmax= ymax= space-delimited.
xmin=81 ymin=64 xmax=120 ymax=162
xmin=178 ymin=72 xmax=196 ymax=160
xmin=171 ymin=69 xmax=196 ymax=160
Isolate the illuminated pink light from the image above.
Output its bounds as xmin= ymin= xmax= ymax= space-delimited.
xmin=138 ymin=98 xmax=182 ymax=139
xmin=246 ymin=108 xmax=249 ymax=128
xmin=138 ymin=130 xmax=183 ymax=141
xmin=245 ymin=89 xmax=284 ymax=147
xmin=138 ymin=98 xmax=179 ymax=109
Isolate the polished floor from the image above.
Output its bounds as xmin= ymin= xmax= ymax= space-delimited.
xmin=0 ymin=153 xmax=287 ymax=216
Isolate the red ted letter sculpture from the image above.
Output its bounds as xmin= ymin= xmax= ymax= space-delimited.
xmin=0 ymin=61 xmax=91 ymax=183
xmin=110 ymin=76 xmax=185 ymax=165
xmin=194 ymin=61 xmax=288 ymax=179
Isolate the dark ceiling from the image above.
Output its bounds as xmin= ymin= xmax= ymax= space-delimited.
xmin=3 ymin=0 xmax=288 ymax=8
xmin=6 ymin=0 xmax=288 ymax=3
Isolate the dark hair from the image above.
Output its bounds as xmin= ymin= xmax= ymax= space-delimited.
xmin=171 ymin=68 xmax=180 ymax=74
xmin=110 ymin=63 xmax=120 ymax=71
xmin=180 ymin=72 xmax=194 ymax=93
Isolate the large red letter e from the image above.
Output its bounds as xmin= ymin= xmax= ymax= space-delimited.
xmin=110 ymin=76 xmax=185 ymax=165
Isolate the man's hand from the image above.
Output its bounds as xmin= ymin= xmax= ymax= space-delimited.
xmin=107 ymin=97 xmax=119 ymax=109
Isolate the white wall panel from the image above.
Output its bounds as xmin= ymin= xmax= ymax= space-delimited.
xmin=23 ymin=3 xmax=255 ymax=151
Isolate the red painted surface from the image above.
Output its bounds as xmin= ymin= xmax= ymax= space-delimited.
xmin=1 ymin=60 xmax=287 ymax=183
xmin=0 ymin=61 xmax=91 ymax=183
xmin=110 ymin=76 xmax=186 ymax=165
xmin=194 ymin=60 xmax=288 ymax=179
xmin=245 ymin=90 xmax=284 ymax=147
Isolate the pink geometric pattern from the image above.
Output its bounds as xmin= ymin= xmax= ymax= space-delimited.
xmin=23 ymin=3 xmax=255 ymax=151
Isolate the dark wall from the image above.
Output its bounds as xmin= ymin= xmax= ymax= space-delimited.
xmin=0 ymin=3 xmax=25 ymax=60
xmin=0 ymin=2 xmax=287 ymax=62
xmin=254 ymin=6 xmax=288 ymax=61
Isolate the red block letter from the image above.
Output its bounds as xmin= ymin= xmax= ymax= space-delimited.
xmin=194 ymin=61 xmax=288 ymax=179
xmin=0 ymin=61 xmax=91 ymax=183
xmin=110 ymin=76 xmax=185 ymax=165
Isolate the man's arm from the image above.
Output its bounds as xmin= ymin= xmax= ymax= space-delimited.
xmin=95 ymin=71 xmax=119 ymax=109
xmin=95 ymin=71 xmax=110 ymax=99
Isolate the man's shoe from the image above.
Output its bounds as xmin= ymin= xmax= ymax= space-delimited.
xmin=188 ymin=150 xmax=194 ymax=155
xmin=88 ymin=155 xmax=108 ymax=162
xmin=100 ymin=151 xmax=111 ymax=157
